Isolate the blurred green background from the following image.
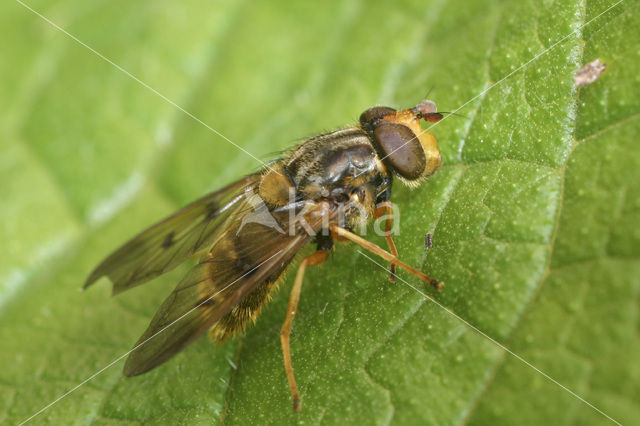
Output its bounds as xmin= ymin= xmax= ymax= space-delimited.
xmin=1 ymin=0 xmax=638 ymax=424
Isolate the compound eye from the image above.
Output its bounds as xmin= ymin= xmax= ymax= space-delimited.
xmin=373 ymin=123 xmax=426 ymax=180
xmin=359 ymin=106 xmax=396 ymax=129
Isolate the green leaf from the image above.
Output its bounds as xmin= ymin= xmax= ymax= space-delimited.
xmin=1 ymin=0 xmax=638 ymax=424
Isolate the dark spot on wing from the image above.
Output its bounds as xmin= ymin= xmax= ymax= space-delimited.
xmin=233 ymin=256 xmax=259 ymax=277
xmin=205 ymin=201 xmax=220 ymax=220
xmin=162 ymin=232 xmax=175 ymax=248
xmin=200 ymin=298 xmax=215 ymax=307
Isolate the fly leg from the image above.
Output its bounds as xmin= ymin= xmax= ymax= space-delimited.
xmin=281 ymin=249 xmax=329 ymax=412
xmin=330 ymin=224 xmax=443 ymax=291
xmin=373 ymin=201 xmax=399 ymax=282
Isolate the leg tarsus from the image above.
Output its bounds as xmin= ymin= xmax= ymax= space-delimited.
xmin=329 ymin=224 xmax=443 ymax=291
xmin=373 ymin=201 xmax=399 ymax=282
xmin=281 ymin=249 xmax=329 ymax=412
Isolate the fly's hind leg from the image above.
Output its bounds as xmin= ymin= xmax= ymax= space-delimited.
xmin=374 ymin=201 xmax=399 ymax=282
xmin=281 ymin=249 xmax=329 ymax=412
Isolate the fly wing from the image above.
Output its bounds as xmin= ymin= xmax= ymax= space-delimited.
xmin=84 ymin=175 xmax=260 ymax=295
xmin=123 ymin=201 xmax=327 ymax=376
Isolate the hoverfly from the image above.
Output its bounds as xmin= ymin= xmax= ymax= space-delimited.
xmin=85 ymin=100 xmax=445 ymax=411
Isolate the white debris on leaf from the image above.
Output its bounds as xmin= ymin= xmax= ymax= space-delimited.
xmin=574 ymin=59 xmax=606 ymax=87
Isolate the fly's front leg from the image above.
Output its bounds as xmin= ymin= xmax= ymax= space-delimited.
xmin=374 ymin=201 xmax=399 ymax=282
xmin=330 ymin=224 xmax=443 ymax=291
xmin=281 ymin=249 xmax=329 ymax=412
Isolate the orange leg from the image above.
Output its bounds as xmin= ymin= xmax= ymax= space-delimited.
xmin=330 ymin=224 xmax=443 ymax=291
xmin=281 ymin=249 xmax=329 ymax=412
xmin=373 ymin=201 xmax=399 ymax=281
